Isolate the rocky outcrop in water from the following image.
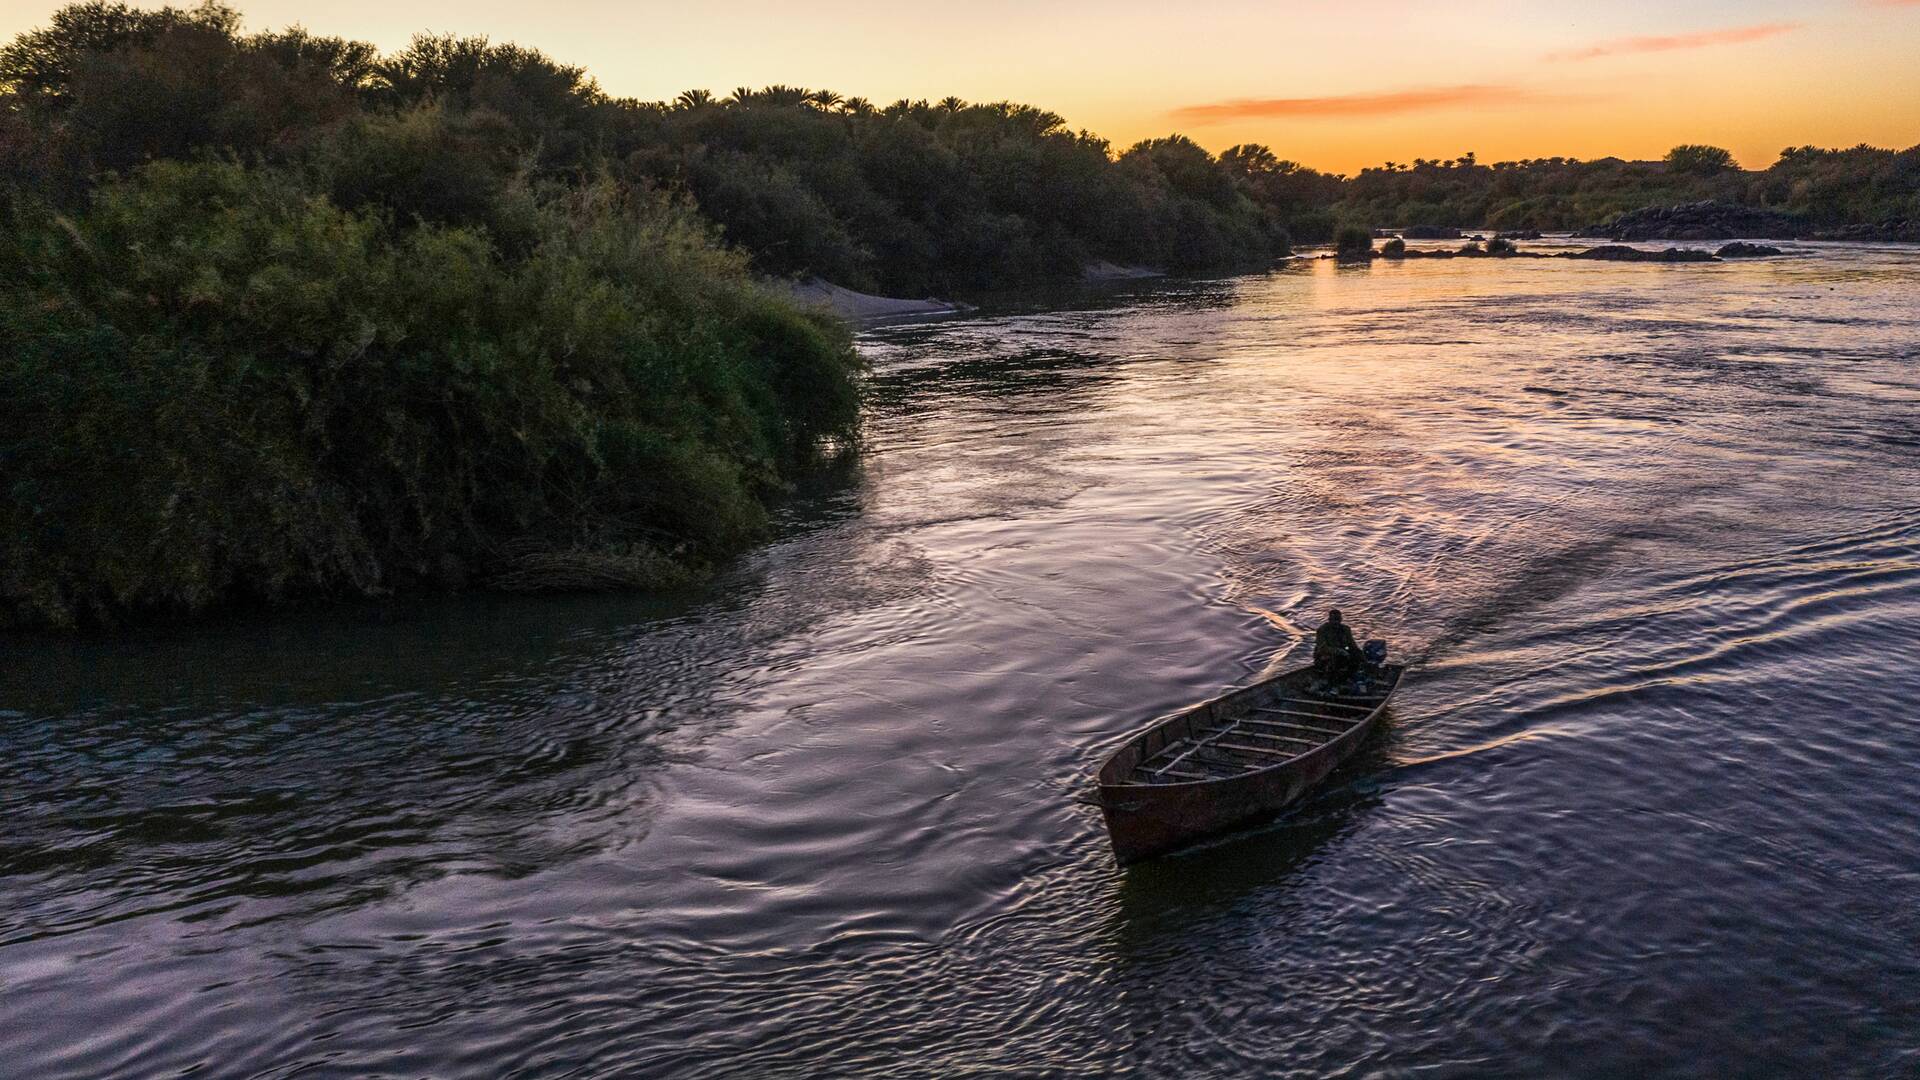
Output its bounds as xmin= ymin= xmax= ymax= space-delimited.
xmin=1496 ymin=230 xmax=1544 ymax=240
xmin=1577 ymin=201 xmax=1802 ymax=241
xmin=1345 ymin=242 xmax=1793 ymax=264
xmin=1566 ymin=245 xmax=1718 ymax=263
xmin=1355 ymin=241 xmax=1537 ymax=261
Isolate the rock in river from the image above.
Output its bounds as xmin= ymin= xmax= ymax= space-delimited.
xmin=1566 ymin=245 xmax=1718 ymax=263
xmin=1578 ymin=201 xmax=1803 ymax=241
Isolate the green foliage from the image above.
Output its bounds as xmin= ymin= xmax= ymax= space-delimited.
xmin=0 ymin=3 xmax=371 ymax=187
xmin=0 ymin=4 xmax=878 ymax=627
xmin=1121 ymin=136 xmax=1236 ymax=208
xmin=1380 ymin=237 xmax=1406 ymax=258
xmin=0 ymin=161 xmax=859 ymax=628
xmin=1760 ymin=144 xmax=1920 ymax=226
xmin=1333 ymin=225 xmax=1373 ymax=259
xmin=1105 ymin=135 xmax=1275 ymax=273
xmin=1666 ymin=144 xmax=1735 ymax=177
xmin=1218 ymin=143 xmax=1339 ymax=244
xmin=614 ymin=99 xmax=1288 ymax=293
xmin=1486 ymin=236 xmax=1516 ymax=255
xmin=372 ymin=33 xmax=605 ymax=173
xmin=1328 ymin=146 xmax=1918 ymax=233
xmin=0 ymin=1 xmax=242 ymax=106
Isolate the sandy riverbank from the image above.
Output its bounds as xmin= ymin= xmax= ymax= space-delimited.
xmin=781 ymin=278 xmax=970 ymax=321
xmin=1082 ymin=260 xmax=1165 ymax=282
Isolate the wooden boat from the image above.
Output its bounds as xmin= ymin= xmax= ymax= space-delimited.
xmin=1094 ymin=663 xmax=1407 ymax=863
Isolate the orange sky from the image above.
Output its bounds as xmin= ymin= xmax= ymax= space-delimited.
xmin=4 ymin=0 xmax=1917 ymax=172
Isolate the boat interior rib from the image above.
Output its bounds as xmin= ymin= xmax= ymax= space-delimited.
xmin=1124 ymin=675 xmax=1399 ymax=786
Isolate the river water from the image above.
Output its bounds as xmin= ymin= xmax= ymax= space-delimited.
xmin=5 ymin=242 xmax=1920 ymax=1078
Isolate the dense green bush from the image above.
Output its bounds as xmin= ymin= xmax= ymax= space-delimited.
xmin=1761 ymin=144 xmax=1920 ymax=226
xmin=1666 ymin=144 xmax=1735 ymax=177
xmin=0 ymin=162 xmax=859 ymax=627
xmin=1334 ymin=226 xmax=1374 ymax=260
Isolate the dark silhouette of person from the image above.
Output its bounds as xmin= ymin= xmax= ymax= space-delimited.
xmin=1313 ymin=609 xmax=1363 ymax=685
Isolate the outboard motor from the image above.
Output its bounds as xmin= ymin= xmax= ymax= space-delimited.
xmin=1363 ymin=639 xmax=1388 ymax=667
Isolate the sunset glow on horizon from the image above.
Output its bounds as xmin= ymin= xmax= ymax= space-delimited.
xmin=4 ymin=0 xmax=1917 ymax=172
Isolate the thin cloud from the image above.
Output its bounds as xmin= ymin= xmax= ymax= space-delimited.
xmin=1170 ymin=85 xmax=1572 ymax=125
xmin=1550 ymin=22 xmax=1802 ymax=61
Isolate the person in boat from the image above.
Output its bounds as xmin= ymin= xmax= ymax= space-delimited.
xmin=1313 ymin=609 xmax=1364 ymax=686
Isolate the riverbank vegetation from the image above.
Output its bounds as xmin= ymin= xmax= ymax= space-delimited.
xmin=0 ymin=4 xmax=867 ymax=628
xmin=1334 ymin=145 xmax=1920 ymax=235
xmin=1 ymin=158 xmax=862 ymax=628
xmin=3 ymin=1 xmax=1917 ymax=627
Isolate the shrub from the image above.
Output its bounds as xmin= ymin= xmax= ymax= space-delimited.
xmin=1334 ymin=225 xmax=1374 ymax=259
xmin=1381 ymin=237 xmax=1407 ymax=258
xmin=1287 ymin=208 xmax=1337 ymax=245
xmin=0 ymin=161 xmax=861 ymax=627
xmin=1486 ymin=236 xmax=1516 ymax=255
xmin=1666 ymin=144 xmax=1736 ymax=177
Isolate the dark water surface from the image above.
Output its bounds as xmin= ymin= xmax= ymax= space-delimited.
xmin=7 ymin=243 xmax=1920 ymax=1078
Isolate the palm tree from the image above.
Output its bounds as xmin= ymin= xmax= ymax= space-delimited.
xmin=1006 ymin=104 xmax=1065 ymax=137
xmin=758 ymin=85 xmax=811 ymax=107
xmin=937 ymin=95 xmax=965 ymax=114
xmin=1221 ymin=143 xmax=1282 ymax=177
xmin=807 ymin=89 xmax=842 ymax=110
xmin=674 ymin=89 xmax=713 ymax=110
xmin=840 ymin=96 xmax=874 ymax=116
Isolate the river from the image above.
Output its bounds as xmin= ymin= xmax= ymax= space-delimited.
xmin=5 ymin=240 xmax=1919 ymax=1078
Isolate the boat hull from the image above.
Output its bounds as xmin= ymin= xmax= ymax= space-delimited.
xmin=1095 ymin=664 xmax=1403 ymax=864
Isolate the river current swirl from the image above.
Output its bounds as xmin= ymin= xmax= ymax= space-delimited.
xmin=5 ymin=241 xmax=1919 ymax=1077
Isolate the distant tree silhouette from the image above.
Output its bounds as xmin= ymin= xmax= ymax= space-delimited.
xmin=1665 ymin=144 xmax=1736 ymax=176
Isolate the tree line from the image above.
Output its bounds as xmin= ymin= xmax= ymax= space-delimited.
xmin=1337 ymin=144 xmax=1920 ymax=234
xmin=5 ymin=4 xmax=1913 ymax=294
